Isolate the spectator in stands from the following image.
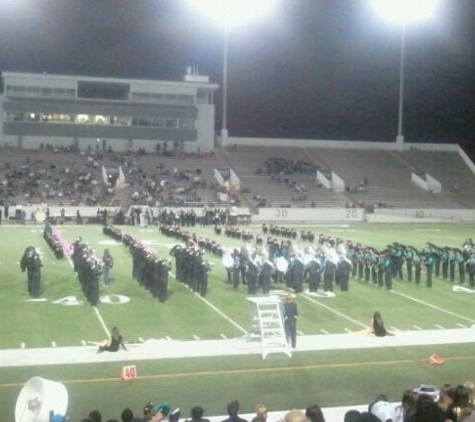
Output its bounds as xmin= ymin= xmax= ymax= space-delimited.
xmin=370 ymin=398 xmax=396 ymax=422
xmin=408 ymin=393 xmax=444 ymax=422
xmin=187 ymin=406 xmax=210 ymax=422
xmin=121 ymin=408 xmax=134 ymax=422
xmin=88 ymin=410 xmax=102 ymax=422
xmin=437 ymin=384 xmax=454 ymax=421
xmin=251 ymin=405 xmax=267 ymax=422
xmin=305 ymin=404 xmax=325 ymax=422
xmin=461 ymin=405 xmax=475 ymax=422
xmin=464 ymin=382 xmax=475 ymax=404
xmin=394 ymin=389 xmax=417 ymax=422
xmin=344 ymin=410 xmax=361 ymax=422
xmin=283 ymin=410 xmax=307 ymax=422
xmin=221 ymin=400 xmax=248 ymax=422
xmin=449 ymin=385 xmax=472 ymax=421
xmin=355 ymin=413 xmax=380 ymax=422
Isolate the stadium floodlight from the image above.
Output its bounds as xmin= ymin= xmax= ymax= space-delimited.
xmin=186 ymin=0 xmax=276 ymax=145
xmin=370 ymin=0 xmax=440 ymax=25
xmin=186 ymin=0 xmax=276 ymax=28
xmin=371 ymin=0 xmax=440 ymax=148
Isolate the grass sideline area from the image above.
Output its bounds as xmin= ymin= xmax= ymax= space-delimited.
xmin=1 ymin=223 xmax=474 ymax=421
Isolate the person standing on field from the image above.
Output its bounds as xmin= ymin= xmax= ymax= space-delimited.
xmin=103 ymin=248 xmax=114 ymax=286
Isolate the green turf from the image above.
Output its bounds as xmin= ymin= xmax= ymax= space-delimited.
xmin=1 ymin=222 xmax=475 ymax=421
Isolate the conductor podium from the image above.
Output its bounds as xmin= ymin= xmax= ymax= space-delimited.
xmin=247 ymin=296 xmax=292 ymax=359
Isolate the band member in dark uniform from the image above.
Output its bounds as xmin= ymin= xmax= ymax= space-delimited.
xmin=20 ymin=246 xmax=43 ymax=298
xmin=97 ymin=326 xmax=127 ymax=353
xmin=283 ymin=293 xmax=298 ymax=348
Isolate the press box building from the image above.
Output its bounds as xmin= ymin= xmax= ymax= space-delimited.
xmin=0 ymin=70 xmax=218 ymax=152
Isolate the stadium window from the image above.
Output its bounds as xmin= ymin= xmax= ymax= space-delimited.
xmin=151 ymin=118 xmax=166 ymax=127
xmin=66 ymin=89 xmax=76 ymax=98
xmin=164 ymin=94 xmax=177 ymax=104
xmin=9 ymin=86 xmax=26 ymax=97
xmin=138 ymin=117 xmax=151 ymax=126
xmin=41 ymin=87 xmax=52 ymax=97
xmin=178 ymin=119 xmax=194 ymax=129
xmin=151 ymin=93 xmax=163 ymax=103
xmin=165 ymin=118 xmax=177 ymax=128
xmin=53 ymin=88 xmax=68 ymax=98
xmin=27 ymin=86 xmax=41 ymax=96
xmin=116 ymin=116 xmax=130 ymax=126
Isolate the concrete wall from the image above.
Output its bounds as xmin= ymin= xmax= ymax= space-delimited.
xmin=222 ymin=135 xmax=461 ymax=152
xmin=196 ymin=103 xmax=215 ymax=153
xmin=254 ymin=208 xmax=365 ymax=223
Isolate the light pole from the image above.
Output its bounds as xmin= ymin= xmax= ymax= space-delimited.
xmin=371 ymin=0 xmax=440 ymax=149
xmin=185 ymin=0 xmax=276 ymax=146
xmin=397 ymin=24 xmax=405 ymax=146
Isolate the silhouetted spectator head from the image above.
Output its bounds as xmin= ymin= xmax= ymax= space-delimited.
xmin=355 ymin=412 xmax=380 ymax=422
xmin=305 ymin=404 xmax=325 ymax=422
xmin=121 ymin=408 xmax=134 ymax=422
xmin=191 ymin=407 xmax=204 ymax=420
xmin=227 ymin=400 xmax=240 ymax=417
xmin=414 ymin=393 xmax=444 ymax=422
xmin=89 ymin=410 xmax=102 ymax=422
xmin=344 ymin=410 xmax=361 ymax=422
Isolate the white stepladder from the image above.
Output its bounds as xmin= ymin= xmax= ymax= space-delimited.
xmin=246 ymin=296 xmax=292 ymax=359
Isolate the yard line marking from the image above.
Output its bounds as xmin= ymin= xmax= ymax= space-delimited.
xmin=301 ymin=294 xmax=368 ymax=329
xmin=138 ymin=337 xmax=144 ymax=343
xmin=344 ymin=328 xmax=352 ymax=333
xmin=390 ymin=326 xmax=400 ymax=331
xmin=390 ymin=290 xmax=475 ymax=323
xmin=297 ymin=330 xmax=304 ymax=335
xmin=413 ymin=325 xmax=422 ymax=330
xmin=194 ymin=292 xmax=248 ymax=335
xmin=169 ymin=271 xmax=248 ymax=335
xmin=320 ymin=329 xmax=329 ymax=334
xmin=93 ymin=306 xmax=110 ymax=337
xmin=435 ymin=324 xmax=445 ymax=329
xmin=193 ymin=335 xmax=200 ymax=340
xmin=66 ymin=246 xmax=110 ymax=336
xmin=20 ymin=343 xmax=25 ymax=349
xmin=51 ymin=341 xmax=57 ymax=348
xmin=220 ymin=334 xmax=227 ymax=339
xmin=166 ymin=336 xmax=172 ymax=341
xmin=457 ymin=323 xmax=467 ymax=328
xmin=81 ymin=340 xmax=86 ymax=346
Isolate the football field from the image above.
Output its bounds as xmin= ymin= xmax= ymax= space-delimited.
xmin=1 ymin=222 xmax=474 ymax=421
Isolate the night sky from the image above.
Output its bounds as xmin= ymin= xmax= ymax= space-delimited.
xmin=0 ymin=0 xmax=474 ymax=151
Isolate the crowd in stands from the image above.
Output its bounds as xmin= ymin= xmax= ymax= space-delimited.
xmin=0 ymin=145 xmax=237 ymax=210
xmin=0 ymin=147 xmax=119 ymax=207
xmin=265 ymin=157 xmax=318 ymax=176
xmin=70 ymin=381 xmax=475 ymax=421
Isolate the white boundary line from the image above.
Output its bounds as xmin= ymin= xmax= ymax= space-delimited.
xmin=169 ymin=271 xmax=248 ymax=335
xmin=193 ymin=292 xmax=248 ymax=335
xmin=65 ymin=242 xmax=109 ymax=336
xmin=300 ymin=293 xmax=369 ymax=329
xmin=390 ymin=289 xmax=475 ymax=323
xmin=93 ymin=306 xmax=110 ymax=336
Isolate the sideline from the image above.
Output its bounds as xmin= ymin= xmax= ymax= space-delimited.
xmin=2 ymin=354 xmax=475 ymax=389
xmin=300 ymin=293 xmax=368 ymax=329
